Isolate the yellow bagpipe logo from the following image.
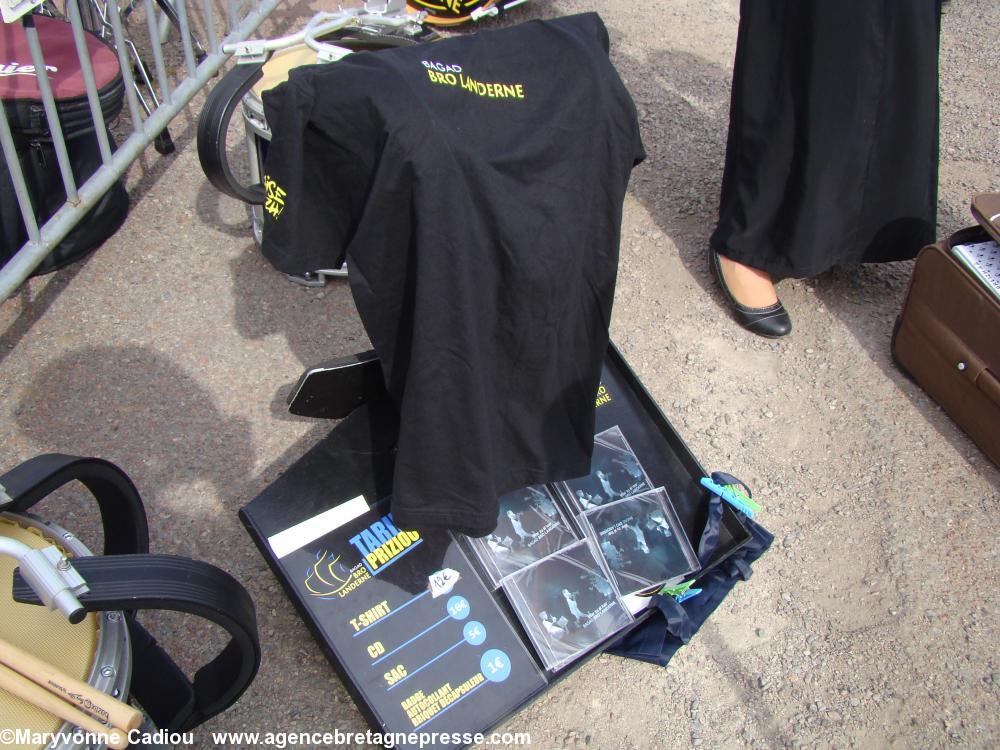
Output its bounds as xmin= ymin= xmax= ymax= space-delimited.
xmin=410 ymin=0 xmax=487 ymax=15
xmin=305 ymin=552 xmax=368 ymax=597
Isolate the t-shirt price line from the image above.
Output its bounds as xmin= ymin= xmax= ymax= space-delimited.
xmin=351 ymin=589 xmax=430 ymax=638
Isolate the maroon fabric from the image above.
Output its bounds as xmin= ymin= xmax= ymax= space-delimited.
xmin=0 ymin=15 xmax=119 ymax=101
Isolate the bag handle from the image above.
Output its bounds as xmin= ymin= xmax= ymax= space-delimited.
xmin=0 ymin=454 xmax=149 ymax=556
xmin=13 ymin=555 xmax=260 ymax=731
xmin=970 ymin=193 xmax=1000 ymax=245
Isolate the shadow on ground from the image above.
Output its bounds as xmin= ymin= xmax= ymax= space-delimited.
xmin=807 ymin=194 xmax=998 ymax=484
xmin=616 ymin=47 xmax=731 ymax=306
xmin=12 ymin=342 xmax=367 ymax=734
xmin=0 ymin=0 xmax=322 ymax=359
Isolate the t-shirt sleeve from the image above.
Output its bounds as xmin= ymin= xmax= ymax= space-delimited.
xmin=554 ymin=14 xmax=645 ymax=167
xmin=259 ymin=72 xmax=373 ymax=275
xmin=633 ymin=129 xmax=647 ymax=166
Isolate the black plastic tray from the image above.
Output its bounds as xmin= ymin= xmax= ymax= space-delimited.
xmin=240 ymin=343 xmax=750 ymax=747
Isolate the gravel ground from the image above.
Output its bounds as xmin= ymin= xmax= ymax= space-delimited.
xmin=1 ymin=1 xmax=997 ymax=749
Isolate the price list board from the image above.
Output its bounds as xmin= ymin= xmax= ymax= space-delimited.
xmin=246 ymin=495 xmax=546 ymax=748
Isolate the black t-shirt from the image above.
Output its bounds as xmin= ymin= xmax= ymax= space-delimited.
xmin=262 ymin=13 xmax=644 ymax=536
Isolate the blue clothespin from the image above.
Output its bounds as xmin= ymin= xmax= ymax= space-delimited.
xmin=675 ymin=587 xmax=702 ymax=603
xmin=661 ymin=579 xmax=702 ymax=603
xmin=700 ymin=476 xmax=759 ymax=518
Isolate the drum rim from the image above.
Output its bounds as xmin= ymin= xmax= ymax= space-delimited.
xmin=406 ymin=0 xmax=497 ymax=24
xmin=240 ymin=31 xmax=427 ymax=134
xmin=1 ymin=511 xmax=131 ymax=750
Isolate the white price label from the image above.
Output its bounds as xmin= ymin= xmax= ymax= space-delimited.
xmin=428 ymin=568 xmax=460 ymax=598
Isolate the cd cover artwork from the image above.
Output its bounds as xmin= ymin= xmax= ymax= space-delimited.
xmin=582 ymin=487 xmax=700 ymax=596
xmin=467 ymin=485 xmax=579 ymax=587
xmin=560 ymin=425 xmax=653 ymax=512
xmin=502 ymin=540 xmax=632 ymax=670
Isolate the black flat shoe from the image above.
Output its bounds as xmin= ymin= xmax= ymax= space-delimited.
xmin=710 ymin=251 xmax=792 ymax=338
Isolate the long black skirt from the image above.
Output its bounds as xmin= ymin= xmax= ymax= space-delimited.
xmin=710 ymin=0 xmax=941 ymax=278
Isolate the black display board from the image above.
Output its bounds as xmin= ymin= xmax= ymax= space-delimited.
xmin=240 ymin=345 xmax=750 ymax=748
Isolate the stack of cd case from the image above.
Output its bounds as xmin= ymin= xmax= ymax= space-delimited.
xmin=463 ymin=425 xmax=701 ymax=670
xmin=577 ymin=487 xmax=699 ymax=597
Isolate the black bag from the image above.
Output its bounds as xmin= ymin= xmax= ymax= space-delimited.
xmin=0 ymin=14 xmax=129 ymax=275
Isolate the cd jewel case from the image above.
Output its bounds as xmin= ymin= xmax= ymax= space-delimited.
xmin=557 ymin=425 xmax=654 ymax=512
xmin=580 ymin=487 xmax=700 ymax=596
xmin=466 ymin=484 xmax=579 ymax=587
xmin=501 ymin=539 xmax=633 ymax=671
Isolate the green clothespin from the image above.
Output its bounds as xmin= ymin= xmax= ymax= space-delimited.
xmin=702 ymin=472 xmax=763 ymax=517
xmin=724 ymin=482 xmax=762 ymax=514
xmin=661 ymin=579 xmax=701 ymax=602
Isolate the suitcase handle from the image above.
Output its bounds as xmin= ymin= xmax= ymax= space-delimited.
xmin=970 ymin=193 xmax=1000 ymax=245
xmin=978 ymin=368 xmax=1000 ymax=408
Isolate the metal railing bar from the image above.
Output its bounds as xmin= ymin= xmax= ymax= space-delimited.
xmin=67 ymin=0 xmax=113 ymax=165
xmin=107 ymin=0 xmax=147 ymax=129
xmin=174 ymin=0 xmax=198 ymax=77
xmin=0 ymin=0 xmax=282 ymax=301
xmin=126 ymin=43 xmax=159 ymax=115
xmin=78 ymin=0 xmax=100 ymax=34
xmin=156 ymin=4 xmax=172 ymax=45
xmin=142 ymin=0 xmax=173 ymax=105
xmin=0 ymin=106 xmax=41 ymax=243
xmin=202 ymin=0 xmax=219 ymax=55
xmin=22 ymin=16 xmax=79 ymax=203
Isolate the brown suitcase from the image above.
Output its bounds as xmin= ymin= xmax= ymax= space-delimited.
xmin=893 ymin=193 xmax=1000 ymax=467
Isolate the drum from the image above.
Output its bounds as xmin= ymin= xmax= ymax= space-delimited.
xmin=406 ymin=0 xmax=497 ymax=26
xmin=0 ymin=455 xmax=259 ymax=749
xmin=243 ymin=33 xmax=430 ymax=282
xmin=0 ymin=13 xmax=129 ymax=274
xmin=199 ymin=27 xmax=433 ymax=284
xmin=0 ymin=512 xmax=130 ymax=750
xmin=240 ymin=42 xmax=337 ymax=254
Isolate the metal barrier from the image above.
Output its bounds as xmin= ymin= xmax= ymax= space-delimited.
xmin=0 ymin=0 xmax=280 ymax=300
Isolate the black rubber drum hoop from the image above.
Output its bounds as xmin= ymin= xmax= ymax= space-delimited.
xmin=198 ymin=29 xmax=433 ymax=233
